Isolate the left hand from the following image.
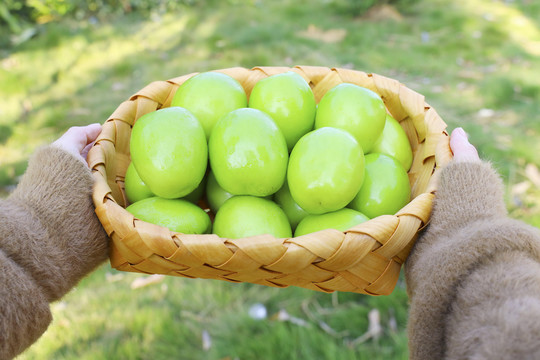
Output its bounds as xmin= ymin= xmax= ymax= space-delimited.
xmin=52 ymin=123 xmax=102 ymax=163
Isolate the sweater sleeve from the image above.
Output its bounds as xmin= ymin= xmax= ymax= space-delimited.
xmin=0 ymin=146 xmax=109 ymax=359
xmin=405 ymin=161 xmax=540 ymax=360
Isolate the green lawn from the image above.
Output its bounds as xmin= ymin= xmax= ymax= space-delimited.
xmin=20 ymin=266 xmax=410 ymax=360
xmin=2 ymin=0 xmax=540 ymax=358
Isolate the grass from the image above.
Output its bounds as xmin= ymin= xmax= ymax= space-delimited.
xmin=20 ymin=266 xmax=410 ymax=360
xmin=1 ymin=0 xmax=540 ymax=358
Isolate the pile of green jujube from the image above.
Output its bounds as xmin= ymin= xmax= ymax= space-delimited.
xmin=125 ymin=71 xmax=413 ymax=239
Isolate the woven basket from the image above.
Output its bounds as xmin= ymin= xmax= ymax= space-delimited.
xmin=89 ymin=65 xmax=452 ymax=296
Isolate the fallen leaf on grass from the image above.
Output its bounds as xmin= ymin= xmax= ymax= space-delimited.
xmin=511 ymin=181 xmax=531 ymax=196
xmin=347 ymin=309 xmax=382 ymax=347
xmin=525 ymin=163 xmax=540 ymax=187
xmin=477 ymin=108 xmax=495 ymax=118
xmin=70 ymin=108 xmax=91 ymax=116
xmin=297 ymin=25 xmax=347 ymax=44
xmin=273 ymin=309 xmax=309 ymax=327
xmin=130 ymin=274 xmax=165 ymax=289
xmin=388 ymin=309 xmax=398 ymax=334
xmin=106 ymin=272 xmax=125 ymax=283
xmin=363 ymin=4 xmax=403 ymax=22
xmin=318 ymin=320 xmax=349 ymax=338
xmin=52 ymin=301 xmax=67 ymax=312
xmin=112 ymin=82 xmax=126 ymax=91
xmin=494 ymin=135 xmax=512 ymax=150
xmin=301 ymin=299 xmax=349 ymax=338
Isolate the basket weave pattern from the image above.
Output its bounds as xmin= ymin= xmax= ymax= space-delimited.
xmin=89 ymin=66 xmax=452 ymax=295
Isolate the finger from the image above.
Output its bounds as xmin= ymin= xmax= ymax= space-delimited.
xmin=450 ymin=127 xmax=480 ymax=162
xmin=62 ymin=124 xmax=102 ymax=154
xmin=84 ymin=123 xmax=102 ymax=145
xmin=81 ymin=142 xmax=95 ymax=163
xmin=62 ymin=127 xmax=91 ymax=154
xmin=450 ymin=128 xmax=477 ymax=156
xmin=450 ymin=127 xmax=467 ymax=151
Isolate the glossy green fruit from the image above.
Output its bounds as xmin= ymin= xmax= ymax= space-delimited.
xmin=315 ymin=83 xmax=386 ymax=153
xmin=125 ymin=162 xmax=154 ymax=204
xmin=206 ymin=171 xmax=273 ymax=213
xmin=206 ymin=171 xmax=235 ymax=213
xmin=274 ymin=181 xmax=309 ymax=230
xmin=288 ymin=127 xmax=365 ymax=214
xmin=126 ymin=197 xmax=211 ymax=234
xmin=371 ymin=114 xmax=413 ymax=170
xmin=213 ymin=196 xmax=292 ymax=239
xmin=249 ymin=71 xmax=316 ymax=151
xmin=182 ymin=175 xmax=207 ymax=204
xmin=209 ymin=108 xmax=288 ymax=197
xmin=349 ymin=153 xmax=411 ymax=218
xmin=130 ymin=107 xmax=207 ymax=199
xmin=294 ymin=208 xmax=369 ymax=237
xmin=171 ymin=72 xmax=247 ymax=140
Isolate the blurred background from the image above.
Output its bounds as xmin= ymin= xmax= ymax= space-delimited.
xmin=1 ymin=0 xmax=539 ymax=358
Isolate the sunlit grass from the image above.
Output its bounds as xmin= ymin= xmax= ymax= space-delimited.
xmin=458 ymin=0 xmax=540 ymax=57
xmin=19 ymin=265 xmax=410 ymax=359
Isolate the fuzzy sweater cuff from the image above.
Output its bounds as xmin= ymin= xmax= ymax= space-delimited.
xmin=405 ymin=161 xmax=540 ymax=359
xmin=5 ymin=145 xmax=109 ymax=301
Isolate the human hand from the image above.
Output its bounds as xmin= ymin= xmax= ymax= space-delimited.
xmin=52 ymin=123 xmax=102 ymax=164
xmin=450 ymin=127 xmax=480 ymax=163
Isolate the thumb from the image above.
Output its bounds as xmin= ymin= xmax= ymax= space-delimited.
xmin=84 ymin=123 xmax=102 ymax=145
xmin=450 ymin=127 xmax=480 ymax=163
xmin=70 ymin=123 xmax=102 ymax=153
xmin=53 ymin=123 xmax=102 ymax=161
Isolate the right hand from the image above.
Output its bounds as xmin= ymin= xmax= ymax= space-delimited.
xmin=450 ymin=127 xmax=480 ymax=163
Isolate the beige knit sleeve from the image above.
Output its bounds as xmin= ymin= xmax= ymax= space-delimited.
xmin=0 ymin=145 xmax=109 ymax=358
xmin=6 ymin=145 xmax=109 ymax=302
xmin=0 ymin=249 xmax=52 ymax=359
xmin=423 ymin=161 xmax=508 ymax=239
xmin=405 ymin=161 xmax=540 ymax=360
xmin=444 ymin=250 xmax=540 ymax=359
